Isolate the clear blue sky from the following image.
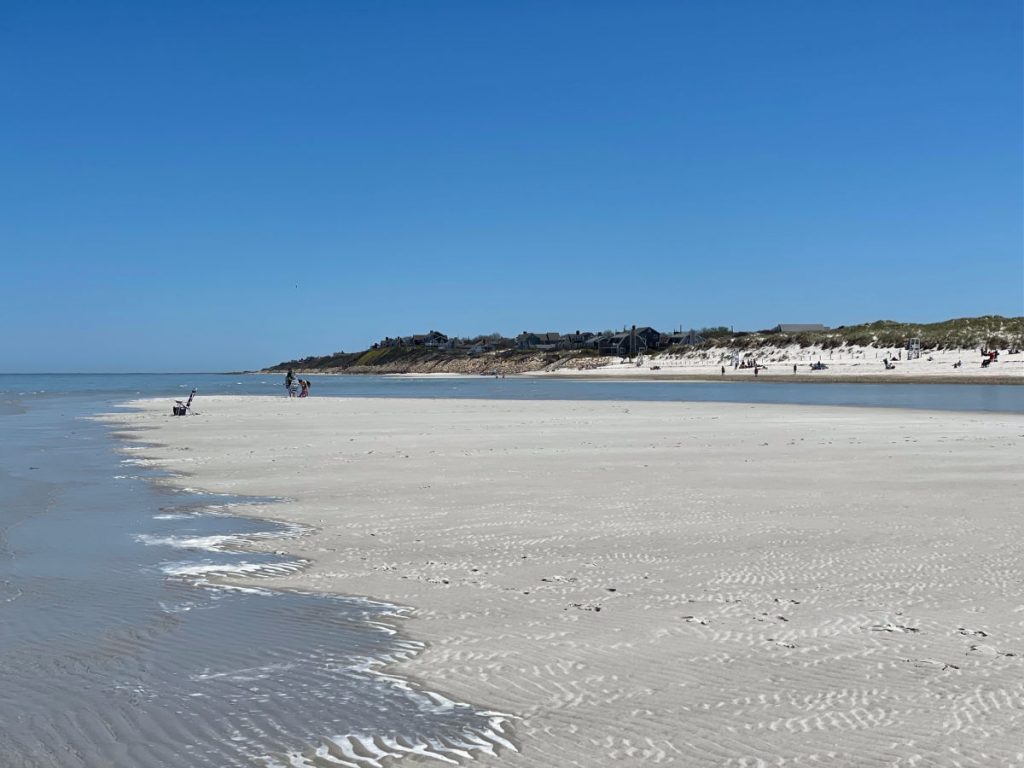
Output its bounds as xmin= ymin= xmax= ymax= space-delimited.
xmin=2 ymin=1 xmax=1021 ymax=372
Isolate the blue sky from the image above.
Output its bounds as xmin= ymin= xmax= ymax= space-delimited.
xmin=1 ymin=0 xmax=1021 ymax=372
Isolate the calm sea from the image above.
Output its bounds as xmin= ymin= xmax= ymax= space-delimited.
xmin=1 ymin=373 xmax=1021 ymax=767
xmin=3 ymin=372 xmax=1022 ymax=411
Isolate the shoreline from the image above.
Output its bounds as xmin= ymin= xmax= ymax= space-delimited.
xmin=103 ymin=396 xmax=1024 ymax=767
xmin=531 ymin=371 xmax=1024 ymax=385
xmin=265 ymin=369 xmax=1024 ymax=386
xmin=265 ymin=339 xmax=1024 ymax=384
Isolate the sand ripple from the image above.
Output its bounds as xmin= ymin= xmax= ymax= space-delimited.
xmin=102 ymin=397 xmax=1024 ymax=766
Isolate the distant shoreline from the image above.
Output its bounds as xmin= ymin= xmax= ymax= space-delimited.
xmin=263 ymin=369 xmax=1024 ymax=386
xmin=532 ymin=372 xmax=1024 ymax=386
xmin=265 ymin=334 xmax=1024 ymax=383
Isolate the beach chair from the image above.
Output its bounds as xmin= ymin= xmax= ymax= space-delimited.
xmin=173 ymin=388 xmax=197 ymax=416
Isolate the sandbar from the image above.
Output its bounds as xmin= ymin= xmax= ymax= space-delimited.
xmin=107 ymin=396 xmax=1024 ymax=766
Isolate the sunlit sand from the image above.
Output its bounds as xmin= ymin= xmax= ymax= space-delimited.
xmin=110 ymin=396 xmax=1024 ymax=766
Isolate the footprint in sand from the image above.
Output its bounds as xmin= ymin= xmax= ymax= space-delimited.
xmin=958 ymin=626 xmax=988 ymax=638
xmin=967 ymin=644 xmax=1017 ymax=658
xmin=871 ymin=622 xmax=920 ymax=633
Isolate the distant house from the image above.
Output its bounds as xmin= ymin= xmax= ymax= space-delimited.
xmin=558 ymin=331 xmax=595 ymax=349
xmin=585 ymin=327 xmax=647 ymax=358
xmin=586 ymin=326 xmax=658 ymax=356
xmin=666 ymin=329 xmax=704 ymax=347
xmin=609 ymin=333 xmax=636 ymax=355
xmin=598 ymin=333 xmax=642 ymax=357
xmin=632 ymin=326 xmax=663 ymax=350
xmin=773 ymin=324 xmax=828 ymax=333
xmin=409 ymin=330 xmax=449 ymax=348
xmin=516 ymin=332 xmax=541 ymax=349
xmin=517 ymin=331 xmax=561 ymax=350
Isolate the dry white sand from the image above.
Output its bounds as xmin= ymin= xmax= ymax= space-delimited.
xmin=106 ymin=397 xmax=1024 ymax=767
xmin=538 ymin=344 xmax=1024 ymax=380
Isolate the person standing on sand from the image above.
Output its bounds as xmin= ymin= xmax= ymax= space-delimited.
xmin=793 ymin=364 xmax=797 ymax=374
xmin=284 ymin=369 xmax=295 ymax=397
xmin=721 ymin=366 xmax=725 ymax=376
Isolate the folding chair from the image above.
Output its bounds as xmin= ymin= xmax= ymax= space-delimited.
xmin=173 ymin=388 xmax=197 ymax=416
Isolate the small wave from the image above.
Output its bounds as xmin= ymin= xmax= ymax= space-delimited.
xmin=136 ymin=533 xmax=237 ymax=552
xmin=160 ymin=559 xmax=308 ymax=579
xmin=157 ymin=600 xmax=198 ymax=613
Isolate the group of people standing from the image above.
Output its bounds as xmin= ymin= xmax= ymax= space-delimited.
xmin=283 ymin=369 xmax=311 ymax=398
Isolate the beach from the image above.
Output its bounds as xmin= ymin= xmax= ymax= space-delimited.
xmin=107 ymin=396 xmax=1024 ymax=766
xmin=275 ymin=341 xmax=1024 ymax=381
xmin=535 ymin=344 xmax=1024 ymax=384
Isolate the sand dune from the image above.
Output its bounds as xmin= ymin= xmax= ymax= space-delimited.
xmin=106 ymin=397 xmax=1024 ymax=766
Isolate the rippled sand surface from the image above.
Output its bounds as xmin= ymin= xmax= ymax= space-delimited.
xmin=107 ymin=396 xmax=1024 ymax=767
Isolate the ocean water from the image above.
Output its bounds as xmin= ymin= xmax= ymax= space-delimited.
xmin=2 ymin=371 xmax=1022 ymax=412
xmin=1 ymin=373 xmax=1021 ymax=766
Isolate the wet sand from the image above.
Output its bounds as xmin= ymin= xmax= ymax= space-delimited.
xmin=108 ymin=396 xmax=1024 ymax=767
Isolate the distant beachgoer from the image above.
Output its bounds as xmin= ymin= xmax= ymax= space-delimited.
xmin=299 ymin=379 xmax=309 ymax=398
xmin=793 ymin=364 xmax=797 ymax=374
xmin=284 ymin=369 xmax=295 ymax=397
xmin=754 ymin=366 xmax=759 ymax=377
xmin=721 ymin=365 xmax=725 ymax=376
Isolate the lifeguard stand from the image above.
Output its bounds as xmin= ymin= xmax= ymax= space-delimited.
xmin=907 ymin=338 xmax=921 ymax=360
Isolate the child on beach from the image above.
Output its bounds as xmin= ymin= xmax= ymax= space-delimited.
xmin=299 ymin=379 xmax=309 ymax=398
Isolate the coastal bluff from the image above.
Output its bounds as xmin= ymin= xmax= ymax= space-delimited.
xmin=263 ymin=316 xmax=1024 ymax=381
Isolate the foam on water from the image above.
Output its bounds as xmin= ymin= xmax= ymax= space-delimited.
xmin=0 ymin=393 xmax=515 ymax=767
xmin=136 ymin=532 xmax=238 ymax=551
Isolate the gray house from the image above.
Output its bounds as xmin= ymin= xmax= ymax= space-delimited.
xmin=631 ymin=326 xmax=663 ymax=350
xmin=410 ymin=330 xmax=449 ymax=347
xmin=587 ymin=326 xmax=656 ymax=357
xmin=558 ymin=331 xmax=595 ymax=349
xmin=517 ymin=332 xmax=561 ymax=350
xmin=665 ymin=329 xmax=704 ymax=346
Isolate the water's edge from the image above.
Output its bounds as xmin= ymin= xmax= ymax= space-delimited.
xmin=99 ymin=405 xmax=520 ymax=767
